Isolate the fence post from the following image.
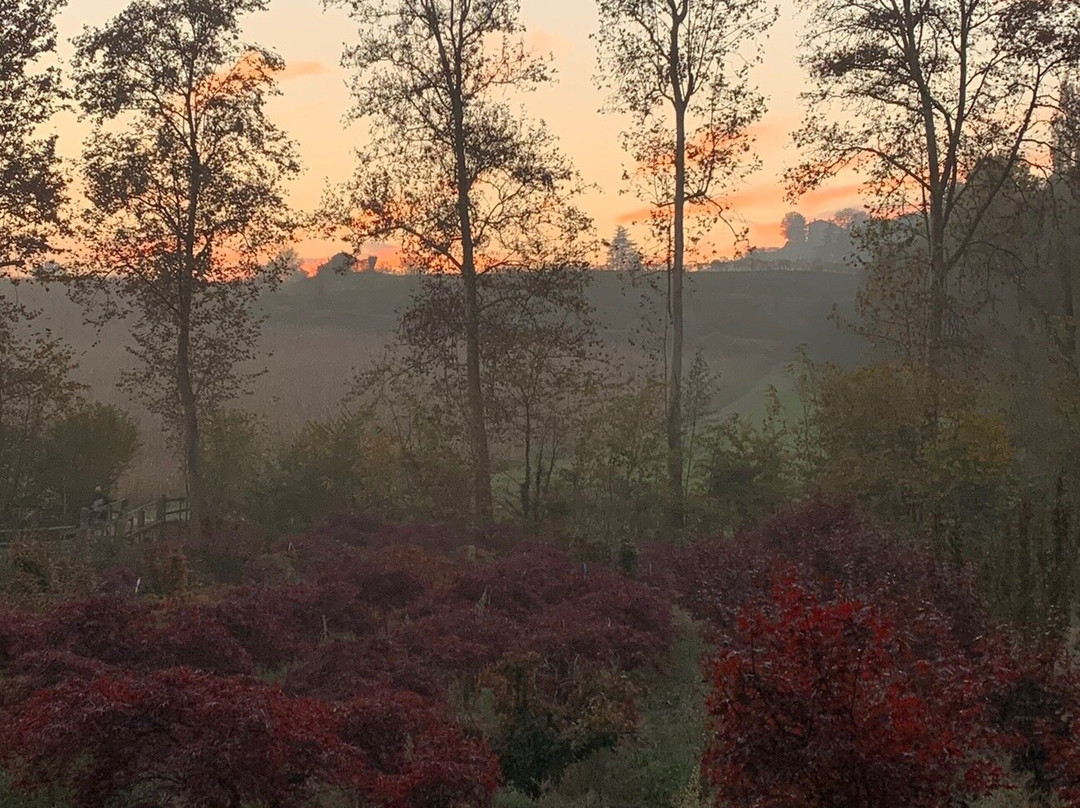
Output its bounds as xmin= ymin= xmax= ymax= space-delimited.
xmin=156 ymin=496 xmax=167 ymax=525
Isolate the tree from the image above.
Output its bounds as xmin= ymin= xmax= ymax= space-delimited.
xmin=0 ymin=312 xmax=82 ymax=527
xmin=594 ymin=0 xmax=775 ymax=530
xmin=789 ymin=0 xmax=1080 ymax=379
xmin=607 ymin=226 xmax=645 ymax=272
xmin=364 ymin=265 xmax=604 ymax=530
xmin=67 ymin=0 xmax=300 ymax=544
xmin=0 ymin=0 xmax=65 ymax=278
xmin=328 ymin=0 xmax=586 ymax=527
xmin=0 ymin=0 xmax=72 ymax=529
xmin=779 ymin=211 xmax=806 ymax=246
xmin=42 ymin=403 xmax=139 ymax=523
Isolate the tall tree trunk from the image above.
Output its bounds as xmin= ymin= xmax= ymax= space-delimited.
xmin=177 ymin=298 xmax=203 ymax=546
xmin=521 ymin=406 xmax=532 ymax=526
xmin=667 ymin=102 xmax=687 ymax=532
xmin=454 ymin=125 xmax=494 ymax=527
xmin=182 ymin=144 xmax=204 ymax=546
xmin=1066 ymin=239 xmax=1080 ymax=375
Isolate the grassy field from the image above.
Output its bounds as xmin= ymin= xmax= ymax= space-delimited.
xmin=5 ymin=269 xmax=860 ymax=500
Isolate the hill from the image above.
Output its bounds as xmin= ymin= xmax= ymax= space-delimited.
xmin=3 ymin=269 xmax=861 ymax=491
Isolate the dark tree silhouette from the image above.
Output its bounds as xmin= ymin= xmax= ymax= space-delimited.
xmin=67 ymin=0 xmax=300 ymax=542
xmin=0 ymin=0 xmax=64 ymax=278
xmin=594 ymin=0 xmax=775 ymax=530
xmin=789 ymin=0 xmax=1080 ymax=379
xmin=327 ymin=0 xmax=587 ymax=527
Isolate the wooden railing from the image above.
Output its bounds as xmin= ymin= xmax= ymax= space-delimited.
xmin=0 ymin=496 xmax=188 ymax=549
xmin=81 ymin=496 xmax=189 ymax=540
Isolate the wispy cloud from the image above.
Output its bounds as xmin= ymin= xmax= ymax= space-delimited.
xmin=280 ymin=60 xmax=331 ymax=81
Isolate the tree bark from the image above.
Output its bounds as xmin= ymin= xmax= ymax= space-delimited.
xmin=667 ymin=14 xmax=687 ymax=533
xmin=177 ymin=289 xmax=203 ymax=546
xmin=453 ymin=112 xmax=494 ymax=527
xmin=182 ymin=139 xmax=204 ymax=546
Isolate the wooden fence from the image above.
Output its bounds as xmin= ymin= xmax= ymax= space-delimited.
xmin=0 ymin=496 xmax=189 ymax=550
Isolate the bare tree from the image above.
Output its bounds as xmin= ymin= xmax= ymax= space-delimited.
xmin=594 ymin=0 xmax=775 ymax=529
xmin=789 ymin=0 xmax=1080 ymax=379
xmin=327 ymin=0 xmax=587 ymax=526
xmin=68 ymin=0 xmax=300 ymax=542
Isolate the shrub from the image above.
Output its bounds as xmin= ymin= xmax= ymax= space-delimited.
xmin=704 ymin=568 xmax=1002 ymax=808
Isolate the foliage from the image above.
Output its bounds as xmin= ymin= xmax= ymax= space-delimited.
xmin=40 ymin=403 xmax=139 ymax=523
xmin=66 ymin=0 xmax=301 ymax=539
xmin=795 ymin=360 xmax=1014 ymax=560
xmin=263 ymin=410 xmax=414 ymax=530
xmin=548 ymin=380 xmax=668 ymax=552
xmin=699 ymin=387 xmax=796 ymax=532
xmin=199 ymin=407 xmax=269 ymax=522
xmin=328 ymin=0 xmax=589 ymax=526
xmin=504 ymin=612 xmax=707 ymax=808
xmin=594 ymin=0 xmax=776 ymax=525
xmin=3 ymin=669 xmax=370 ymax=808
xmin=790 ymin=0 xmax=1080 ymax=373
xmin=0 ymin=308 xmax=84 ymax=528
xmin=0 ymin=0 xmax=64 ymax=275
xmin=705 ymin=567 xmax=1002 ymax=808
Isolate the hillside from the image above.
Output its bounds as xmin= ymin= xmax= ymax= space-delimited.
xmin=3 ymin=269 xmax=861 ymax=491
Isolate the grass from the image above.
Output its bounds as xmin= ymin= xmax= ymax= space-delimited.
xmin=495 ymin=608 xmax=708 ymax=808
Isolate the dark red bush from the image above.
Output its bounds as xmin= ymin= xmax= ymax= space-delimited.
xmin=143 ymin=607 xmax=255 ymax=675
xmin=285 ymin=637 xmax=444 ymax=701
xmin=336 ymin=690 xmax=501 ymax=808
xmin=38 ymin=595 xmax=148 ymax=665
xmin=1 ymin=669 xmax=350 ymax=808
xmin=704 ymin=567 xmax=1002 ymax=808
xmin=1 ymin=668 xmax=500 ymax=808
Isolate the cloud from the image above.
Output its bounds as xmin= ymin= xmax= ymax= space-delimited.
xmin=526 ymin=28 xmax=572 ymax=55
xmin=279 ymin=60 xmax=331 ymax=81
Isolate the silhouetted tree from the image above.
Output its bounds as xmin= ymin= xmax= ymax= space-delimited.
xmin=0 ymin=0 xmax=73 ymax=527
xmin=0 ymin=0 xmax=64 ymax=278
xmin=780 ymin=211 xmax=807 ymax=246
xmin=607 ymin=226 xmax=644 ymax=272
xmin=327 ymin=0 xmax=587 ymax=526
xmin=67 ymin=0 xmax=300 ymax=542
xmin=594 ymin=0 xmax=775 ymax=530
xmin=789 ymin=0 xmax=1080 ymax=379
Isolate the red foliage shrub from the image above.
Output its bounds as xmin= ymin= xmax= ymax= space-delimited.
xmin=1 ymin=668 xmax=500 ymax=808
xmin=1 ymin=669 xmax=349 ymax=808
xmin=364 ymin=544 xmax=460 ymax=597
xmin=524 ymin=586 xmax=673 ymax=673
xmin=395 ymin=605 xmax=521 ymax=678
xmin=988 ymin=643 xmax=1080 ymax=806
xmin=336 ymin=690 xmax=501 ymax=807
xmin=142 ymin=607 xmax=255 ymax=675
xmin=0 ymin=610 xmax=43 ymax=669
xmin=646 ymin=503 xmax=987 ymax=650
xmin=38 ymin=595 xmax=148 ymax=665
xmin=285 ymin=637 xmax=444 ymax=701
xmin=213 ymin=581 xmax=379 ymax=668
xmin=446 ymin=545 xmax=605 ymax=619
xmin=704 ymin=568 xmax=1002 ymax=808
xmin=309 ymin=511 xmax=384 ymax=546
xmin=92 ymin=566 xmax=139 ymax=598
xmin=369 ymin=521 xmax=474 ymax=558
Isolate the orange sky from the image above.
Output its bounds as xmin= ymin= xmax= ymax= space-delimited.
xmin=49 ymin=0 xmax=865 ymax=272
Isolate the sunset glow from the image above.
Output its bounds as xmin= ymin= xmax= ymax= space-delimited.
xmin=48 ymin=0 xmax=862 ymax=269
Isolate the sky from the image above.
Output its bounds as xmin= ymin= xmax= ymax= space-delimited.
xmin=50 ymin=0 xmax=865 ymax=271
